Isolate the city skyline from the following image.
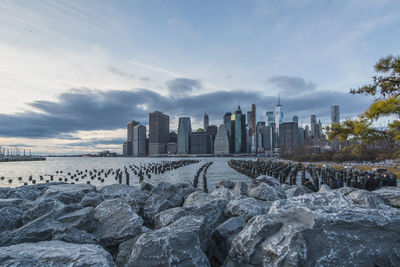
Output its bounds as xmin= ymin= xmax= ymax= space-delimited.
xmin=0 ymin=0 xmax=399 ymax=154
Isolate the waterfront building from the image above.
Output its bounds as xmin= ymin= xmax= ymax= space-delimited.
xmin=293 ymin=116 xmax=298 ymax=124
xmin=214 ymin=124 xmax=230 ymax=154
xmin=169 ymin=132 xmax=177 ymax=143
xmin=133 ymin=125 xmax=146 ymax=156
xmin=206 ymin=125 xmax=218 ymax=141
xmin=266 ymin=111 xmax=274 ymax=126
xmin=204 ymin=113 xmax=209 ymax=131
xmin=223 ymin=112 xmax=232 ymax=152
xmin=310 ymin=115 xmax=317 ymax=138
xmin=262 ymin=123 xmax=276 ymax=153
xmin=124 ymin=121 xmax=139 ymax=156
xmin=190 ymin=132 xmax=213 ymax=154
xmin=231 ymin=106 xmax=247 ymax=153
xmin=279 ymin=121 xmax=299 ymax=153
xmin=318 ymin=119 xmax=322 ymax=137
xmin=298 ymin=127 xmax=305 ymax=148
xmin=256 ymin=122 xmax=265 ymax=152
xmin=331 ymin=105 xmax=340 ymax=125
xmin=149 ymin=111 xmax=170 ymax=155
xmin=177 ymin=117 xmax=191 ymax=154
xmin=274 ymin=96 xmax=284 ymax=137
xmin=123 ymin=142 xmax=132 ymax=156
xmin=167 ymin=143 xmax=177 ymax=154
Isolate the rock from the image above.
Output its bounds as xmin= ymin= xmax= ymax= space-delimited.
xmin=233 ymin=182 xmax=248 ymax=196
xmin=7 ymin=186 xmax=41 ymax=201
xmin=0 ymin=240 xmax=115 ymax=266
xmin=116 ymin=227 xmax=152 ymax=267
xmin=53 ymin=227 xmax=99 ymax=244
xmin=42 ymin=184 xmax=95 ymax=204
xmin=345 ymin=190 xmax=388 ymax=209
xmin=56 ymin=206 xmax=95 ymax=232
xmin=374 ymin=186 xmax=400 ymax=208
xmin=209 ymin=217 xmax=246 ymax=265
xmin=335 ymin=187 xmax=358 ymax=195
xmin=140 ymin=182 xmax=153 ymax=192
xmin=99 ymin=184 xmax=148 ymax=205
xmin=224 ymin=197 xmax=272 ymax=222
xmin=281 ymin=184 xmax=291 ymax=191
xmin=0 ymin=206 xmax=22 ymax=232
xmin=150 ymin=181 xmax=184 ymax=206
xmin=0 ymin=198 xmax=23 ymax=209
xmin=248 ymin=178 xmax=286 ymax=201
xmin=21 ymin=198 xmax=64 ymax=225
xmin=216 ymin=180 xmax=236 ymax=189
xmin=154 ymin=198 xmax=229 ymax=252
xmin=318 ymin=183 xmax=331 ymax=192
xmin=225 ymin=205 xmax=400 ymax=267
xmin=142 ymin=194 xmax=176 ymax=226
xmin=175 ymin=182 xmax=196 ymax=200
xmin=0 ymin=192 xmax=6 ymax=199
xmin=127 ymin=216 xmax=210 ymax=267
xmin=93 ymin=198 xmax=143 ymax=247
xmin=183 ymin=190 xmax=216 ymax=207
xmin=210 ymin=187 xmax=244 ymax=200
xmin=81 ymin=192 xmax=103 ymax=207
xmin=285 ymin=185 xmax=313 ymax=198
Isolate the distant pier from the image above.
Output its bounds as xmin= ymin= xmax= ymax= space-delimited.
xmin=0 ymin=156 xmax=46 ymax=163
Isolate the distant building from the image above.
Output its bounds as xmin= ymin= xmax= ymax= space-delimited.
xmin=177 ymin=117 xmax=191 ymax=154
xmin=133 ymin=125 xmax=146 ymax=156
xmin=330 ymin=105 xmax=340 ymax=125
xmin=167 ymin=143 xmax=177 ymax=154
xmin=214 ymin=124 xmax=230 ymax=155
xmin=310 ymin=115 xmax=317 ymax=138
xmin=149 ymin=111 xmax=169 ymax=155
xmin=231 ymin=106 xmax=246 ymax=153
xmin=293 ymin=116 xmax=298 ymax=124
xmin=223 ymin=112 xmax=232 ymax=152
xmin=279 ymin=122 xmax=299 ymax=153
xmin=266 ymin=111 xmax=274 ymax=126
xmin=256 ymin=122 xmax=265 ymax=152
xmin=206 ymin=125 xmax=218 ymax=140
xmin=169 ymin=132 xmax=177 ymax=143
xmin=263 ymin=123 xmax=276 ymax=153
xmin=204 ymin=113 xmax=209 ymax=131
xmin=123 ymin=142 xmax=132 ymax=156
xmin=124 ymin=121 xmax=139 ymax=156
xmin=274 ymin=96 xmax=284 ymax=137
xmin=190 ymin=132 xmax=213 ymax=154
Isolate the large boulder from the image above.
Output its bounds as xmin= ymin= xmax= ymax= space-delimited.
xmin=0 ymin=198 xmax=23 ymax=209
xmin=142 ymin=193 xmax=176 ymax=226
xmin=93 ymin=198 xmax=143 ymax=247
xmin=175 ymin=182 xmax=196 ymax=200
xmin=284 ymin=185 xmax=313 ymax=198
xmin=99 ymin=184 xmax=148 ymax=208
xmin=247 ymin=177 xmax=286 ymax=201
xmin=224 ymin=197 xmax=272 ymax=222
xmin=210 ymin=187 xmax=244 ymax=200
xmin=7 ymin=186 xmax=41 ymax=201
xmin=233 ymin=182 xmax=249 ymax=196
xmin=318 ymin=183 xmax=331 ymax=193
xmin=52 ymin=227 xmax=99 ymax=244
xmin=56 ymin=206 xmax=95 ymax=232
xmin=345 ymin=190 xmax=388 ymax=209
xmin=150 ymin=182 xmax=185 ymax=207
xmin=42 ymin=184 xmax=95 ymax=204
xmin=0 ymin=240 xmax=115 ymax=266
xmin=216 ymin=180 xmax=236 ymax=189
xmin=81 ymin=191 xmax=103 ymax=207
xmin=127 ymin=216 xmax=210 ymax=267
xmin=0 ymin=206 xmax=22 ymax=232
xmin=374 ymin=186 xmax=400 ymax=208
xmin=183 ymin=190 xmax=216 ymax=207
xmin=22 ymin=198 xmax=64 ymax=225
xmin=209 ymin=217 xmax=246 ymax=266
xmin=225 ymin=192 xmax=400 ymax=267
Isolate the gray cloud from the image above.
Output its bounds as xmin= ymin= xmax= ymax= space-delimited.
xmin=166 ymin=78 xmax=202 ymax=97
xmin=0 ymin=85 xmax=372 ymax=140
xmin=268 ymin=75 xmax=316 ymax=94
xmin=108 ymin=67 xmax=136 ymax=79
xmin=65 ymin=138 xmax=125 ymax=147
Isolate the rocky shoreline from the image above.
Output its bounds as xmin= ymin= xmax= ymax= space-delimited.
xmin=0 ymin=177 xmax=399 ymax=266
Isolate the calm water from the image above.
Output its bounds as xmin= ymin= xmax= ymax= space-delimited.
xmin=0 ymin=157 xmax=253 ymax=190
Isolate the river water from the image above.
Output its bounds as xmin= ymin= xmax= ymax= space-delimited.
xmin=0 ymin=157 xmax=253 ymax=190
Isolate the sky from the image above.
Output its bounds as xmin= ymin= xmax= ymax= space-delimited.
xmin=0 ymin=0 xmax=399 ymax=154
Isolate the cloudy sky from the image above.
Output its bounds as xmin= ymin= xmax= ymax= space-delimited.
xmin=0 ymin=0 xmax=399 ymax=154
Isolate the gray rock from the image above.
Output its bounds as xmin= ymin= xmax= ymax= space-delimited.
xmin=150 ymin=181 xmax=184 ymax=206
xmin=209 ymin=217 xmax=246 ymax=265
xmin=210 ymin=187 xmax=244 ymax=200
xmin=56 ymin=206 xmax=95 ymax=232
xmin=285 ymin=185 xmax=313 ymax=198
xmin=225 ymin=205 xmax=400 ymax=267
xmin=248 ymin=178 xmax=286 ymax=201
xmin=335 ymin=186 xmax=358 ymax=195
xmin=81 ymin=191 xmax=103 ymax=207
xmin=216 ymin=180 xmax=236 ymax=189
xmin=99 ymin=184 xmax=148 ymax=206
xmin=42 ymin=184 xmax=95 ymax=204
xmin=224 ymin=197 xmax=272 ymax=222
xmin=175 ymin=182 xmax=196 ymax=200
xmin=142 ymin=193 xmax=176 ymax=226
xmin=7 ymin=186 xmax=41 ymax=201
xmin=345 ymin=190 xmax=388 ymax=208
xmin=281 ymin=184 xmax=291 ymax=191
xmin=233 ymin=182 xmax=248 ymax=196
xmin=374 ymin=186 xmax=400 ymax=208
xmin=116 ymin=227 xmax=152 ymax=267
xmin=154 ymin=198 xmax=229 ymax=252
xmin=127 ymin=216 xmax=210 ymax=267
xmin=183 ymin=190 xmax=216 ymax=207
xmin=0 ymin=206 xmax=22 ymax=232
xmin=140 ymin=182 xmax=153 ymax=191
xmin=53 ymin=227 xmax=99 ymax=244
xmin=0 ymin=192 xmax=6 ymax=199
xmin=22 ymin=198 xmax=64 ymax=225
xmin=318 ymin=183 xmax=331 ymax=192
xmin=94 ymin=198 xmax=143 ymax=247
xmin=0 ymin=240 xmax=115 ymax=266
xmin=0 ymin=198 xmax=23 ymax=209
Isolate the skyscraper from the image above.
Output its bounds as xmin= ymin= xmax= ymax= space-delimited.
xmin=330 ymin=105 xmax=340 ymax=125
xmin=123 ymin=121 xmax=139 ymax=156
xmin=190 ymin=132 xmax=213 ymax=154
xmin=293 ymin=116 xmax=298 ymax=124
xmin=203 ymin=113 xmax=209 ymax=131
xmin=214 ymin=124 xmax=230 ymax=155
xmin=149 ymin=111 xmax=170 ymax=155
xmin=231 ymin=106 xmax=246 ymax=153
xmin=223 ymin=112 xmax=232 ymax=152
xmin=279 ymin=121 xmax=299 ymax=153
xmin=310 ymin=115 xmax=317 ymax=138
xmin=266 ymin=111 xmax=274 ymax=126
xmin=133 ymin=125 xmax=146 ymax=156
xmin=274 ymin=96 xmax=283 ymax=135
xmin=177 ymin=117 xmax=191 ymax=154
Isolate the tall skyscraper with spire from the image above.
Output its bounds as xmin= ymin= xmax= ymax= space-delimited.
xmin=274 ymin=95 xmax=284 ymax=137
xmin=203 ymin=113 xmax=209 ymax=130
xmin=231 ymin=105 xmax=246 ymax=153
